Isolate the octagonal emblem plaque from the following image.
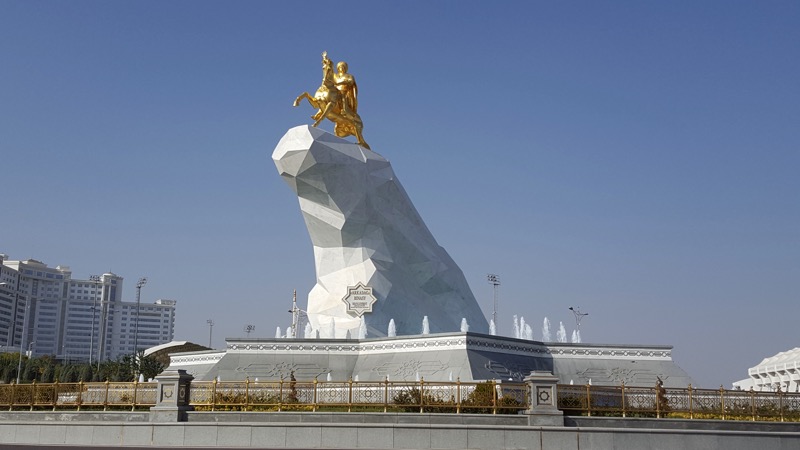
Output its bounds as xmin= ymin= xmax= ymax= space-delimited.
xmin=342 ymin=282 xmax=377 ymax=316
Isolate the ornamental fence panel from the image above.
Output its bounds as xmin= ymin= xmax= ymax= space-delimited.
xmin=555 ymin=383 xmax=800 ymax=422
xmin=0 ymin=381 xmax=157 ymax=411
xmin=0 ymin=378 xmax=797 ymax=421
xmin=189 ymin=379 xmax=527 ymax=414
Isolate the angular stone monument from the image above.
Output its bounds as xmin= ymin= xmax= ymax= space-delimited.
xmin=273 ymin=125 xmax=489 ymax=338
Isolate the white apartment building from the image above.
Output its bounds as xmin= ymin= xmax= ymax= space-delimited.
xmin=0 ymin=254 xmax=176 ymax=362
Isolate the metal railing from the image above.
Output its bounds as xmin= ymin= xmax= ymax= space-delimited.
xmin=189 ymin=378 xmax=528 ymax=414
xmin=0 ymin=381 xmax=157 ymax=411
xmin=3 ymin=378 xmax=799 ymax=422
xmin=557 ymin=383 xmax=800 ymax=422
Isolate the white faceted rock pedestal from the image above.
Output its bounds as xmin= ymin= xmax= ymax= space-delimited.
xmin=272 ymin=125 xmax=490 ymax=338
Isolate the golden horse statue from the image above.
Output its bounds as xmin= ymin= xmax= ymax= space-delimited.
xmin=293 ymin=52 xmax=370 ymax=150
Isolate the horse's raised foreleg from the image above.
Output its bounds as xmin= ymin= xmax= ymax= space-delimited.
xmin=293 ymin=92 xmax=314 ymax=107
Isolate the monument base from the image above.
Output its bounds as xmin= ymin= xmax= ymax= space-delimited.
xmin=166 ymin=332 xmax=693 ymax=388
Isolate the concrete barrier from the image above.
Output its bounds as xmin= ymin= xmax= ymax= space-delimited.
xmin=0 ymin=414 xmax=799 ymax=449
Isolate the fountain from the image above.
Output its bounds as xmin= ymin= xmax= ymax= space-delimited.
xmin=557 ymin=322 xmax=567 ymax=343
xmin=542 ymin=317 xmax=551 ymax=341
xmin=358 ymin=317 xmax=367 ymax=339
xmin=327 ymin=319 xmax=336 ymax=339
xmin=512 ymin=315 xmax=520 ymax=339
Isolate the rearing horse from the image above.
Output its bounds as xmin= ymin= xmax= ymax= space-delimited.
xmin=293 ymin=52 xmax=370 ymax=150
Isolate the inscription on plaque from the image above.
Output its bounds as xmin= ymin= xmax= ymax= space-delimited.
xmin=342 ymin=282 xmax=377 ymax=316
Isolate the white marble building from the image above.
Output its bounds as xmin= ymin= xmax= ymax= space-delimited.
xmin=734 ymin=347 xmax=800 ymax=392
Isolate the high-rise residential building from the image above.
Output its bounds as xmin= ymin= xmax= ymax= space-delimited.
xmin=0 ymin=254 xmax=176 ymax=362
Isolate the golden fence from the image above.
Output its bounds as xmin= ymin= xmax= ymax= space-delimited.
xmin=188 ymin=379 xmax=528 ymax=414
xmin=557 ymin=383 xmax=800 ymax=422
xmin=0 ymin=381 xmax=157 ymax=411
xmin=3 ymin=378 xmax=798 ymax=421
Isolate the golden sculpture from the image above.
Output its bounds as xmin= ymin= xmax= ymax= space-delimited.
xmin=293 ymin=52 xmax=370 ymax=150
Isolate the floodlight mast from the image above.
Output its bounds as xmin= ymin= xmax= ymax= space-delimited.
xmin=569 ymin=306 xmax=589 ymax=333
xmin=133 ymin=277 xmax=147 ymax=355
xmin=487 ymin=274 xmax=500 ymax=332
xmin=244 ymin=324 xmax=255 ymax=337
xmin=288 ymin=289 xmax=308 ymax=339
xmin=207 ymin=319 xmax=214 ymax=348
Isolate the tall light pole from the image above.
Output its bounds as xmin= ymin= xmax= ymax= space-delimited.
xmin=133 ymin=277 xmax=147 ymax=355
xmin=88 ymin=275 xmax=100 ymax=365
xmin=96 ymin=276 xmax=107 ymax=372
xmin=487 ymin=274 xmax=500 ymax=332
xmin=569 ymin=306 xmax=589 ymax=335
xmin=287 ymin=289 xmax=308 ymax=339
xmin=207 ymin=319 xmax=214 ymax=348
xmin=244 ymin=324 xmax=255 ymax=337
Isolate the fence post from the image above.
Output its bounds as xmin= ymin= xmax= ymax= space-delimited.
xmin=104 ymin=380 xmax=110 ymax=411
xmin=383 ymin=377 xmax=388 ymax=413
xmin=750 ymin=387 xmax=755 ymax=421
xmin=348 ymin=377 xmax=353 ymax=413
xmin=586 ymin=383 xmax=592 ymax=417
xmin=8 ymin=382 xmax=13 ymax=411
xmin=52 ymin=380 xmax=59 ymax=411
xmin=211 ymin=378 xmax=218 ymax=412
xmin=656 ymin=382 xmax=660 ymax=419
xmin=132 ymin=379 xmax=139 ymax=411
xmin=419 ymin=377 xmax=425 ymax=414
xmin=492 ymin=379 xmax=498 ymax=415
xmin=522 ymin=371 xmax=562 ymax=426
xmin=456 ymin=377 xmax=461 ymax=414
xmin=312 ymin=377 xmax=318 ymax=413
xmin=244 ymin=377 xmax=250 ymax=412
xmin=77 ymin=381 xmax=83 ymax=411
xmin=29 ymin=380 xmax=35 ymax=411
xmin=719 ymin=385 xmax=725 ymax=420
xmin=278 ymin=377 xmax=283 ymax=412
xmin=621 ymin=382 xmax=626 ymax=418
xmin=149 ymin=369 xmax=194 ymax=422
xmin=778 ymin=386 xmax=784 ymax=422
xmin=688 ymin=384 xmax=693 ymax=419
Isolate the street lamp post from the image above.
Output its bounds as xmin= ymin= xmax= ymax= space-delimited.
xmin=244 ymin=324 xmax=255 ymax=337
xmin=569 ymin=307 xmax=589 ymax=340
xmin=133 ymin=277 xmax=147 ymax=355
xmin=487 ymin=274 xmax=500 ymax=332
xmin=207 ymin=319 xmax=214 ymax=348
xmin=95 ymin=276 xmax=108 ymax=372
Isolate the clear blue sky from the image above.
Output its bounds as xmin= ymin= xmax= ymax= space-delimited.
xmin=1 ymin=1 xmax=798 ymax=388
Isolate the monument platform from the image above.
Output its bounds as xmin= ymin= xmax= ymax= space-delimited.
xmin=166 ymin=332 xmax=693 ymax=388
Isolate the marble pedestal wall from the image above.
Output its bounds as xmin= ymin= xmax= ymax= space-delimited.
xmin=167 ymin=332 xmax=693 ymax=388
